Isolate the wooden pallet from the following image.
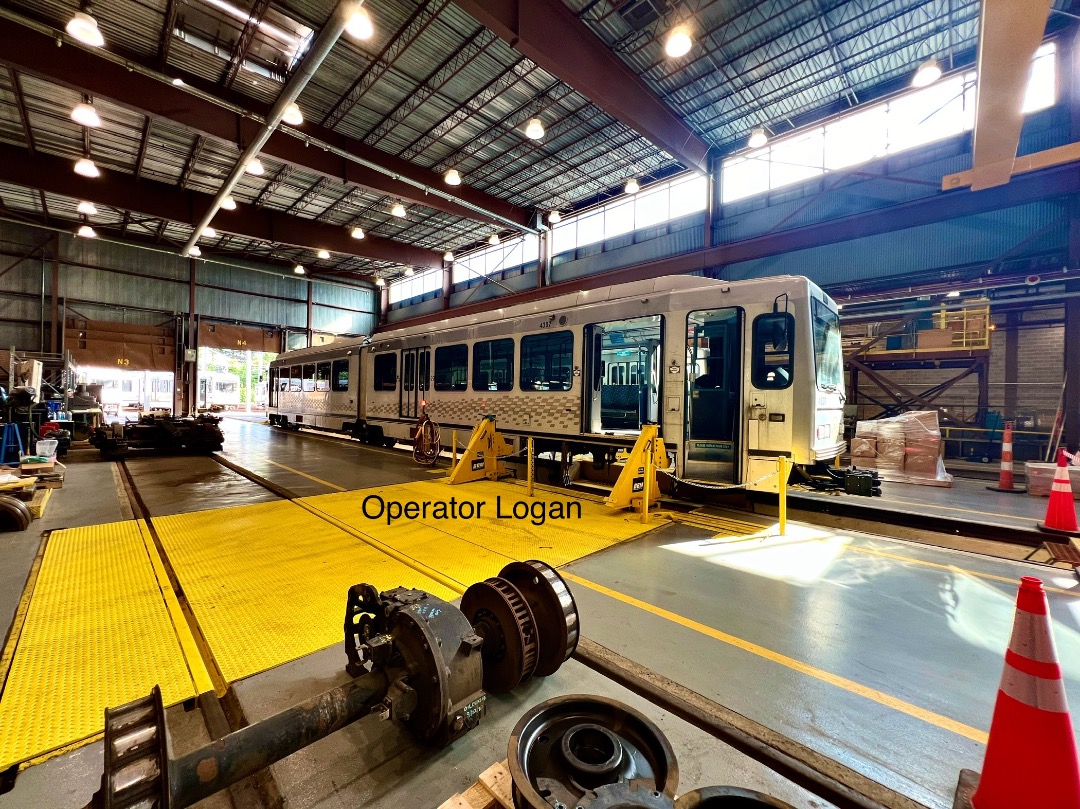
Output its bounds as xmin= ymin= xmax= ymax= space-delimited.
xmin=29 ymin=486 xmax=52 ymax=519
xmin=436 ymin=760 xmax=513 ymax=809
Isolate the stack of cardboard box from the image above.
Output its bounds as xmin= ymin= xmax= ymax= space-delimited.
xmin=851 ymin=411 xmax=952 ymax=487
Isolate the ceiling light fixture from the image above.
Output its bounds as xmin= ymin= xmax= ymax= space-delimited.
xmin=282 ymin=102 xmax=304 ymax=126
xmin=188 ymin=245 xmax=202 ymax=257
xmin=912 ymin=58 xmax=942 ymax=88
xmin=624 ymin=177 xmax=640 ymax=194
xmin=76 ymin=201 xmax=97 ymax=215
xmin=70 ymin=102 xmax=102 ymax=128
xmin=443 ymin=251 xmax=454 ymax=262
xmin=664 ymin=25 xmax=693 ymax=58
xmin=524 ymin=118 xmax=545 ymax=140
xmin=350 ymin=226 xmax=365 ymax=239
xmin=488 ymin=233 xmax=500 ymax=246
xmin=220 ymin=195 xmax=237 ymax=211
xmin=294 ymin=264 xmax=306 ymax=275
xmin=346 ymin=4 xmax=374 ymax=40
xmin=245 ymin=158 xmax=265 ymax=176
xmin=66 ymin=10 xmax=105 ymax=48
xmin=547 ymin=210 xmax=562 ymax=224
xmin=404 ymin=267 xmax=415 ymax=277
xmin=391 ymin=202 xmax=406 ymax=218
xmin=76 ymin=224 xmax=97 ymax=238
xmin=172 ymin=77 xmax=185 ymax=86
xmin=317 ymin=249 xmax=330 ymax=259
xmin=748 ymin=127 xmax=768 ymax=148
xmin=945 ymin=290 xmax=960 ymax=298
xmin=74 ymin=157 xmax=100 ymax=178
xmin=375 ymin=277 xmax=385 ymax=286
xmin=444 ymin=168 xmax=462 ymax=186
xmin=202 ymin=226 xmax=217 ymax=239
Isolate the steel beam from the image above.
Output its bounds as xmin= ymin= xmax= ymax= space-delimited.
xmin=383 ymin=163 xmax=1080 ymax=330
xmin=0 ymin=144 xmax=441 ymax=270
xmin=451 ymin=0 xmax=710 ymax=173
xmin=0 ymin=16 xmax=529 ymax=229
xmin=969 ymin=0 xmax=1054 ymax=190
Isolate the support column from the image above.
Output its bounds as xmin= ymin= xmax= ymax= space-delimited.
xmin=703 ymin=170 xmax=715 ymax=250
xmin=538 ymin=228 xmax=550 ymax=289
xmin=379 ymin=285 xmax=389 ymax=326
xmin=1064 ymin=297 xmax=1080 ymax=452
xmin=442 ymin=262 xmax=451 ymax=311
xmin=306 ymin=280 xmax=314 ymax=347
xmin=1003 ymin=312 xmax=1019 ymax=420
xmin=49 ymin=237 xmax=59 ymax=353
xmin=185 ymin=257 xmax=197 ymax=415
xmin=976 ymin=359 xmax=989 ymax=428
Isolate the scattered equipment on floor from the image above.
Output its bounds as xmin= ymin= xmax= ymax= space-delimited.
xmin=0 ymin=422 xmax=23 ymax=466
xmin=1037 ymin=449 xmax=1079 ymax=536
xmin=987 ymin=421 xmax=1023 ymax=493
xmin=450 ymin=415 xmax=515 ymax=484
xmin=509 ymin=695 xmax=678 ymax=809
xmin=604 ymin=424 xmax=666 ymax=520
xmin=88 ymin=414 xmax=224 ymax=459
xmin=79 ymin=567 xmax=581 ymax=808
xmin=0 ymin=494 xmax=30 ymax=532
xmin=411 ymin=402 xmax=441 ymax=466
xmin=955 ymin=576 xmax=1080 ymax=809
xmin=506 ymin=694 xmax=797 ymax=809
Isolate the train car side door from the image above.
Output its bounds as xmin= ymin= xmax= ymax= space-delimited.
xmin=399 ymin=348 xmax=430 ymax=418
xmin=684 ymin=307 xmax=743 ymax=482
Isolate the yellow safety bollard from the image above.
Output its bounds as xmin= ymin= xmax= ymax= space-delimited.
xmin=640 ymin=437 xmax=652 ymax=524
xmin=527 ymin=436 xmax=534 ymax=498
xmin=778 ymin=455 xmax=788 ymax=536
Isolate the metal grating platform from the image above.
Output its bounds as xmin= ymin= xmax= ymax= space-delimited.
xmin=151 ymin=500 xmax=459 ymax=683
xmin=0 ymin=521 xmax=197 ymax=769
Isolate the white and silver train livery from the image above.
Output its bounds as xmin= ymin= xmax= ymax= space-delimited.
xmin=268 ymin=275 xmax=845 ymax=491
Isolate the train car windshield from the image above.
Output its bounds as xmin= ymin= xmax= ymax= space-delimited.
xmin=812 ymin=298 xmax=843 ymax=390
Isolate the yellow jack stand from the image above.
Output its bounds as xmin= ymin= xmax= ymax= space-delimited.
xmin=604 ymin=425 xmax=667 ymax=522
xmin=449 ymin=415 xmax=515 ymax=484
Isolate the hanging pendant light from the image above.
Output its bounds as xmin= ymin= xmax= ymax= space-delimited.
xmin=71 ymin=102 xmax=102 ymax=128
xmin=350 ymin=226 xmax=365 ymax=239
xmin=76 ymin=224 xmax=97 ymax=238
xmin=74 ymin=157 xmax=100 ymax=178
xmin=220 ymin=195 xmax=237 ymax=210
xmin=624 ymin=178 xmax=640 ymax=194
xmin=748 ymin=127 xmax=768 ymax=148
xmin=911 ymin=58 xmax=942 ymax=88
xmin=282 ymin=102 xmax=304 ymax=126
xmin=66 ymin=11 xmax=105 ymax=47
xmin=444 ymin=168 xmax=462 ymax=186
xmin=664 ymin=25 xmax=692 ymax=58
xmin=524 ymin=118 xmax=545 ymax=140
xmin=77 ymin=201 xmax=97 ymax=215
xmin=391 ymin=201 xmax=406 ymax=218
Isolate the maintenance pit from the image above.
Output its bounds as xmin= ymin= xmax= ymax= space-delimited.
xmin=1 ymin=419 xmax=1077 ymax=809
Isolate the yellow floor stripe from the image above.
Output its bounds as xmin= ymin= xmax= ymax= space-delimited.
xmin=0 ymin=521 xmax=197 ymax=769
xmin=562 ymin=572 xmax=988 ymax=744
xmin=844 ymin=544 xmax=1080 ymax=597
xmin=265 ymin=459 xmax=346 ymax=491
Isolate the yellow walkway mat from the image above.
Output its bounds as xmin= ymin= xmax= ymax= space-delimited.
xmin=300 ymin=478 xmax=658 ymax=586
xmin=151 ymin=501 xmax=458 ymax=683
xmin=0 ymin=521 xmax=197 ymax=769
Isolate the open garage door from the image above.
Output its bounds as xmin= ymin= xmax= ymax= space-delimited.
xmin=65 ymin=317 xmax=177 ymax=371
xmin=197 ymin=322 xmax=281 ymax=352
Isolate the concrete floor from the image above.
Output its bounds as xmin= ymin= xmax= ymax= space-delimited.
xmin=3 ymin=421 xmax=1079 ymax=809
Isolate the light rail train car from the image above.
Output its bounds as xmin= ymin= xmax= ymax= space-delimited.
xmin=268 ymin=275 xmax=845 ymax=491
xmin=197 ymin=371 xmax=243 ymax=411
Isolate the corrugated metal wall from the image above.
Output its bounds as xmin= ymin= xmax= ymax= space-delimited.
xmin=0 ymin=221 xmax=377 ymax=350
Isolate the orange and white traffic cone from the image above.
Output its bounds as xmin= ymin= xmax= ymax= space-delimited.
xmin=959 ymin=577 xmax=1080 ymax=809
xmin=1037 ymin=449 xmax=1080 ymax=536
xmin=987 ymin=422 xmax=1023 ymax=493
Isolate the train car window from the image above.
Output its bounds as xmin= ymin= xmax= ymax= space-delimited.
xmin=288 ymin=366 xmax=301 ymax=392
xmin=269 ymin=368 xmax=278 ymax=406
xmin=811 ymin=298 xmax=843 ymax=390
xmin=373 ymin=353 xmax=397 ymax=391
xmin=316 ymin=362 xmax=331 ymax=392
xmin=473 ymin=338 xmax=515 ymax=391
xmin=331 ymin=359 xmax=349 ymax=392
xmin=302 ymin=364 xmax=316 ymax=392
xmin=752 ymin=313 xmax=795 ymax=389
xmin=520 ymin=331 xmax=573 ymax=391
xmin=434 ymin=345 xmax=468 ymax=391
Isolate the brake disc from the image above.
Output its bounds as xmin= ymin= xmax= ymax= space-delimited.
xmin=461 ymin=577 xmax=538 ymax=693
xmin=674 ymin=787 xmax=796 ymax=808
xmin=498 ymin=560 xmax=578 ymax=676
xmin=0 ymin=495 xmax=30 ymax=533
xmin=508 ymin=695 xmax=678 ymax=809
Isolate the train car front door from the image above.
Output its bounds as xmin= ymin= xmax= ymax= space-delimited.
xmin=684 ymin=307 xmax=743 ymax=482
xmin=399 ymin=348 xmax=429 ymax=418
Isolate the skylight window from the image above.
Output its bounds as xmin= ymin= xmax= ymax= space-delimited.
xmin=722 ymin=41 xmax=1058 ymax=204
